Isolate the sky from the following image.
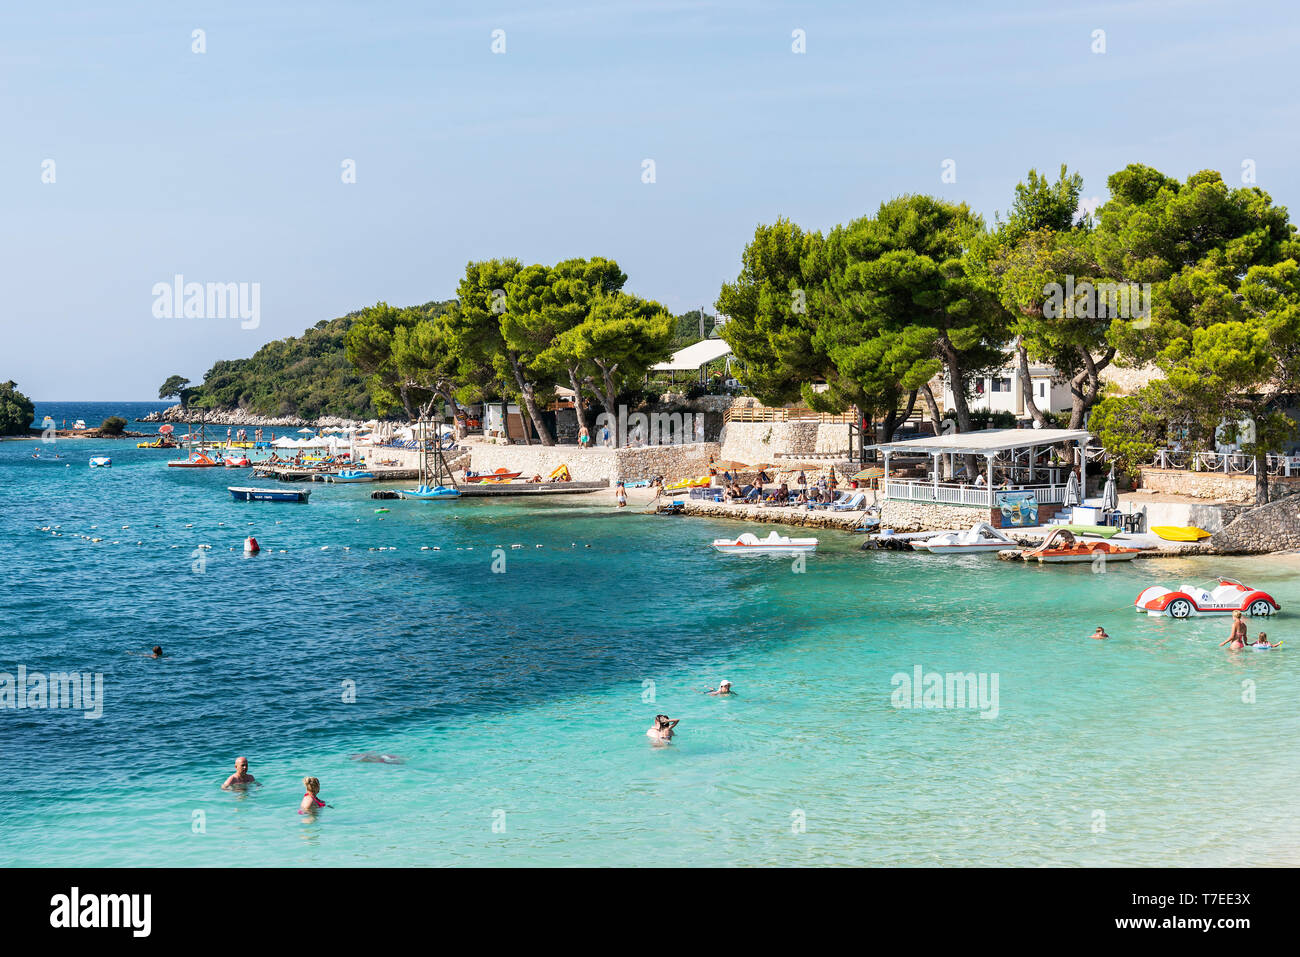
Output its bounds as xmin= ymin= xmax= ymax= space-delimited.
xmin=4 ymin=0 xmax=1299 ymax=399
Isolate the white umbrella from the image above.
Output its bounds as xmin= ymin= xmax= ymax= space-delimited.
xmin=1102 ymin=466 xmax=1118 ymax=511
xmin=1063 ymin=471 xmax=1080 ymax=509
xmin=297 ymin=428 xmax=315 ymax=435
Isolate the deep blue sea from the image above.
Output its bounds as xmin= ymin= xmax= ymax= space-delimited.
xmin=2 ymin=413 xmax=1299 ymax=865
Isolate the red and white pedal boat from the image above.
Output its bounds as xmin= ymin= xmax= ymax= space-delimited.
xmin=1134 ymin=578 xmax=1281 ymax=618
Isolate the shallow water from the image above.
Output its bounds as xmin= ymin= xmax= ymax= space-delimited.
xmin=1 ymin=436 xmax=1297 ymax=866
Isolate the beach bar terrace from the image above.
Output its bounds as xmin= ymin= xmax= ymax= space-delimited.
xmin=869 ymin=428 xmax=1093 ymax=509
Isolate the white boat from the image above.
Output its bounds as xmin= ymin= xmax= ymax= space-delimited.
xmin=911 ymin=521 xmax=1016 ymax=554
xmin=88 ymin=456 xmax=112 ymax=468
xmin=711 ymin=530 xmax=818 ymax=555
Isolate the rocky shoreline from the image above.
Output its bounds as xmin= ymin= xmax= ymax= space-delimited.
xmin=137 ymin=405 xmax=369 ymax=429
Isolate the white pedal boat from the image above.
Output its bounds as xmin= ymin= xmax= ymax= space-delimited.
xmin=911 ymin=521 xmax=1015 ymax=554
xmin=711 ymin=530 xmax=818 ymax=555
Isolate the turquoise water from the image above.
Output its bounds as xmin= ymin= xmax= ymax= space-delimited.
xmin=1 ymin=436 xmax=1298 ymax=866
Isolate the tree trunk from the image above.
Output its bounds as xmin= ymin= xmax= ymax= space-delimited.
xmin=918 ymin=384 xmax=949 ymax=480
xmin=436 ymin=386 xmax=466 ymax=438
xmin=506 ymin=351 xmax=553 ymax=445
xmin=1255 ymin=450 xmax=1269 ymax=505
xmin=1067 ymin=346 xmax=1115 ymax=429
xmin=882 ymin=390 xmax=918 ymax=443
xmin=937 ymin=337 xmax=978 ymax=479
xmin=1014 ymin=339 xmax=1048 ymax=428
xmin=567 ymin=366 xmax=591 ymax=437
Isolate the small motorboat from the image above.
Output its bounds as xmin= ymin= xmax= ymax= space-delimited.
xmin=463 ymin=468 xmax=522 ymax=484
xmin=223 ymin=454 xmax=252 ymax=468
xmin=1002 ymin=527 xmax=1142 ymax=564
xmin=912 ymin=521 xmax=1015 ymax=554
xmin=396 ymin=484 xmax=461 ymax=500
xmin=88 ymin=456 xmax=112 ymax=468
xmin=168 ymin=451 xmax=220 ymax=468
xmin=228 ymin=486 xmax=312 ymax=503
xmin=326 ymin=469 xmax=375 ymax=483
xmin=1150 ymin=525 xmax=1211 ymax=542
xmin=711 ymin=530 xmax=818 ymax=555
xmin=1135 ymin=577 xmax=1280 ymax=618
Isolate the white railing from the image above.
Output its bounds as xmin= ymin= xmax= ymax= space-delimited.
xmin=1151 ymin=448 xmax=1299 ymax=476
xmin=885 ymin=481 xmax=1069 ymax=507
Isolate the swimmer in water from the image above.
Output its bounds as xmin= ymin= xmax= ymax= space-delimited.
xmin=151 ymin=646 xmax=163 ymax=658
xmin=707 ymin=679 xmax=735 ymax=695
xmin=221 ymin=756 xmax=255 ymax=789
xmin=1090 ymin=627 xmax=1109 ymax=640
xmin=1220 ymin=611 xmax=1248 ymax=650
xmin=1253 ymin=631 xmax=1272 ymax=649
xmin=299 ymin=776 xmax=329 ymax=813
xmin=647 ymin=714 xmax=680 ymax=741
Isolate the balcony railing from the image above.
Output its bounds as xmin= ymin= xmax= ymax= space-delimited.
xmin=885 ymin=480 xmax=1069 ymax=507
xmin=1150 ymin=449 xmax=1300 ymax=476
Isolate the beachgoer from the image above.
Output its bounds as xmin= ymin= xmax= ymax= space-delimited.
xmin=615 ymin=482 xmax=627 ymax=508
xmin=647 ymin=714 xmax=680 ymax=741
xmin=579 ymin=426 xmax=591 ymax=447
xmin=299 ymin=776 xmax=328 ymax=813
xmin=1253 ymin=631 xmax=1272 ymax=648
xmin=707 ymin=680 xmax=735 ymax=696
xmin=222 ymin=756 xmax=255 ymax=789
xmin=1090 ymin=627 xmax=1109 ymax=640
xmin=151 ymin=645 xmax=163 ymax=658
xmin=1220 ymin=610 xmax=1248 ymax=649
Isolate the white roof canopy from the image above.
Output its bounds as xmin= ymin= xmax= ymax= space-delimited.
xmin=869 ymin=427 xmax=1091 ymax=456
xmin=652 ymin=338 xmax=732 ymax=372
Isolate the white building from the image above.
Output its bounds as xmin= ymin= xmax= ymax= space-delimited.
xmin=942 ymin=363 xmax=1073 ymax=418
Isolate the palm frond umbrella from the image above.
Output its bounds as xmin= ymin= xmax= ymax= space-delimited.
xmin=1063 ymin=470 xmax=1081 ymax=509
xmin=1102 ymin=465 xmax=1119 ymax=512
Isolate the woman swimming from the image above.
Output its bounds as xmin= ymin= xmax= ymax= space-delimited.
xmin=1220 ymin=611 xmax=1248 ymax=650
xmin=299 ymin=776 xmax=329 ymax=813
xmin=647 ymin=714 xmax=680 ymax=741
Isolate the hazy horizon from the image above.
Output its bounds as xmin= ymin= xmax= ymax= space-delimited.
xmin=7 ymin=0 xmax=1300 ymax=400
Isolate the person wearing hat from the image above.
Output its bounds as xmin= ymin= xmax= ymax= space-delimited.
xmin=707 ymin=680 xmax=735 ymax=696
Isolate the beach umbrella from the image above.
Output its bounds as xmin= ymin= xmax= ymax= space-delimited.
xmin=297 ymin=428 xmax=315 ymax=434
xmin=1063 ymin=471 xmax=1080 ymax=509
xmin=1102 ymin=466 xmax=1119 ymax=511
xmin=851 ymin=467 xmax=885 ymax=481
xmin=158 ymin=424 xmax=174 ymax=434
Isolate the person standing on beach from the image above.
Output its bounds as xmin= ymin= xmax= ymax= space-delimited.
xmin=222 ymin=756 xmax=256 ymax=789
xmin=579 ymin=426 xmax=591 ymax=448
xmin=615 ymin=482 xmax=627 ymax=508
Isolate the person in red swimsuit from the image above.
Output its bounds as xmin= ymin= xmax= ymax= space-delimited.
xmin=299 ymin=776 xmax=329 ymax=813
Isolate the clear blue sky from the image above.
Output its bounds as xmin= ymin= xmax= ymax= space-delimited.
xmin=5 ymin=0 xmax=1298 ymax=399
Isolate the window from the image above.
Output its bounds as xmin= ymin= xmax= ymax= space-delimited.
xmin=992 ymin=377 xmax=1012 ymax=393
xmin=1037 ymin=381 xmax=1045 ymax=397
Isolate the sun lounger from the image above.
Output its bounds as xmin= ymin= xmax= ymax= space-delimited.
xmin=828 ymin=492 xmax=867 ymax=511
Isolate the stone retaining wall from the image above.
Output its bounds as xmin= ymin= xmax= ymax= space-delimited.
xmin=467 ymin=442 xmax=720 ymax=485
xmin=1138 ymin=468 xmax=1300 ymax=504
xmin=719 ymin=421 xmax=850 ymax=463
xmin=879 ymin=500 xmax=991 ymax=532
xmin=1210 ymin=494 xmax=1300 ymax=553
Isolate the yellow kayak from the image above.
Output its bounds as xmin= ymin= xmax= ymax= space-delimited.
xmin=1150 ymin=525 xmax=1211 ymax=542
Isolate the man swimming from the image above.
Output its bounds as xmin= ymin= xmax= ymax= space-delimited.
xmin=221 ymin=756 xmax=255 ymax=789
xmin=647 ymin=714 xmax=680 ymax=741
xmin=1090 ymin=627 xmax=1109 ymax=640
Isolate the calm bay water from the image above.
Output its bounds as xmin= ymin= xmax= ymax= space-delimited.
xmin=1 ymin=433 xmax=1297 ymax=866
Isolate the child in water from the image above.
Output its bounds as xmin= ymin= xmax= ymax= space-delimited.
xmin=1253 ymin=631 xmax=1273 ymax=649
